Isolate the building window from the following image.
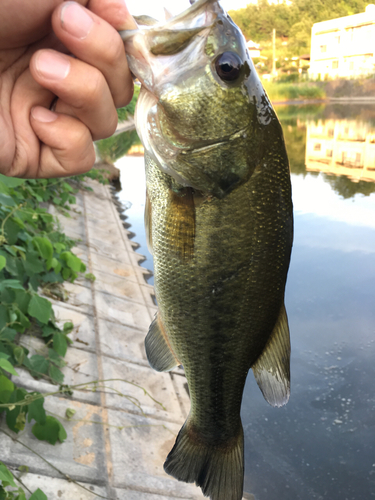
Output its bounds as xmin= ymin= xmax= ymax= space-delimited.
xmin=320 ymin=45 xmax=327 ymax=53
xmin=326 ymin=150 xmax=333 ymax=158
xmin=332 ymin=60 xmax=339 ymax=69
xmin=335 ymin=35 xmax=340 ymax=44
xmin=314 ymin=143 xmax=321 ymax=151
xmin=349 ymin=61 xmax=354 ymax=71
xmin=328 ymin=128 xmax=334 ymax=137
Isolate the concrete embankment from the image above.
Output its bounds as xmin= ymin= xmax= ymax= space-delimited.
xmin=0 ymin=178 xmax=207 ymax=500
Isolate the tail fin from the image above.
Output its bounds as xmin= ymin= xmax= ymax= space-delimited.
xmin=164 ymin=419 xmax=244 ymax=500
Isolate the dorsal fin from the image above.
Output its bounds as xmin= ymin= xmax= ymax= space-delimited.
xmin=252 ymin=304 xmax=291 ymax=407
xmin=133 ymin=15 xmax=160 ymax=26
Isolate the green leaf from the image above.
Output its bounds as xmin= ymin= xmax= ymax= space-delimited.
xmin=0 ymin=375 xmax=14 ymax=403
xmin=85 ymin=272 xmax=96 ymax=282
xmin=4 ymin=218 xmax=21 ymax=245
xmin=62 ymin=267 xmax=71 ymax=280
xmin=0 ymin=279 xmax=25 ymax=292
xmin=5 ymin=388 xmax=28 ymax=433
xmin=32 ymin=416 xmax=62 ymax=445
xmin=0 ymin=193 xmax=16 ymax=207
xmin=0 ymin=256 xmax=6 ymax=271
xmin=41 ymin=325 xmax=56 ymax=338
xmin=28 ymin=295 xmax=52 ymax=324
xmin=48 ymin=348 xmax=66 ymax=368
xmin=0 ymin=358 xmax=19 ymax=376
xmin=14 ymin=290 xmax=31 ymax=314
xmin=0 ymin=328 xmax=17 ymax=342
xmin=49 ymin=363 xmax=64 ymax=383
xmin=13 ymin=346 xmax=25 ymax=365
xmin=24 ymin=355 xmax=49 ymax=378
xmin=0 ymin=305 xmax=8 ymax=330
xmin=29 ymin=489 xmax=48 ymax=500
xmin=53 ymin=243 xmax=66 ymax=253
xmin=23 ymin=252 xmax=44 ymax=276
xmin=60 ymin=251 xmax=83 ymax=273
xmin=15 ymin=491 xmax=27 ymax=500
xmin=0 ymin=462 xmax=17 ymax=488
xmin=57 ymin=419 xmax=67 ymax=442
xmin=15 ymin=411 xmax=26 ymax=431
xmin=33 ymin=237 xmax=53 ymax=261
xmin=28 ymin=394 xmax=46 ymax=425
xmin=63 ymin=321 xmax=74 ymax=333
xmin=53 ymin=333 xmax=67 ymax=357
xmin=0 ymin=174 xmax=25 ymax=188
xmin=65 ymin=408 xmax=76 ymax=419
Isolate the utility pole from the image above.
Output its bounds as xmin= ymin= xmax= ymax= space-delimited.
xmin=272 ymin=28 xmax=276 ymax=77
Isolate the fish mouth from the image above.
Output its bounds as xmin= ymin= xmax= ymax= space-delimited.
xmin=120 ymin=0 xmax=222 ymax=93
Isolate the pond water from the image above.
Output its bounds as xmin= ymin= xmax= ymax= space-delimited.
xmin=114 ymin=103 xmax=375 ymax=500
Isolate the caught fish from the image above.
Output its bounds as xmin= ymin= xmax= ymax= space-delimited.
xmin=121 ymin=0 xmax=293 ymax=498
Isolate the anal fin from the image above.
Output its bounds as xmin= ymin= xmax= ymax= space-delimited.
xmin=252 ymin=304 xmax=291 ymax=407
xmin=145 ymin=314 xmax=180 ymax=372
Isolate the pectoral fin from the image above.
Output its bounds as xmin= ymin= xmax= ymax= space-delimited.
xmin=145 ymin=314 xmax=180 ymax=372
xmin=166 ymin=187 xmax=195 ymax=262
xmin=252 ymin=304 xmax=291 ymax=407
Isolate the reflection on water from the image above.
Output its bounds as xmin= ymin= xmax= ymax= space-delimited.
xmin=114 ymin=103 xmax=375 ymax=499
xmin=306 ymin=118 xmax=375 ymax=183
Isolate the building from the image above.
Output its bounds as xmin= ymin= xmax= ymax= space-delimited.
xmin=309 ymin=4 xmax=375 ymax=80
xmin=246 ymin=40 xmax=261 ymax=58
xmin=305 ymin=118 xmax=375 ymax=183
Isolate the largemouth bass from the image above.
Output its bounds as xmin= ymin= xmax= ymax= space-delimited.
xmin=121 ymin=1 xmax=293 ymax=498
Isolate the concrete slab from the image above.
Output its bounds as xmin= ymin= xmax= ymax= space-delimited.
xmin=53 ymin=303 xmax=97 ymax=353
xmin=92 ymin=269 xmax=147 ymax=305
xmin=95 ymin=291 xmax=152 ymax=330
xmin=101 ymin=357 xmax=184 ymax=423
xmin=97 ymin=319 xmax=148 ymax=365
xmin=106 ymin=409 xmax=205 ymax=499
xmin=0 ymin=397 xmax=107 ymax=484
xmin=90 ymin=253 xmax=139 ymax=283
xmin=51 ymin=282 xmax=94 ymax=316
xmin=14 ymin=472 xmax=107 ymax=500
xmin=114 ymin=488 xmax=202 ymax=500
xmin=12 ymin=337 xmax=100 ymax=405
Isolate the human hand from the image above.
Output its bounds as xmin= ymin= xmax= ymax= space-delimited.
xmin=0 ymin=0 xmax=137 ymax=178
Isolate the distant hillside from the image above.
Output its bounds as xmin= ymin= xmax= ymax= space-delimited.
xmin=229 ymin=0 xmax=368 ymax=57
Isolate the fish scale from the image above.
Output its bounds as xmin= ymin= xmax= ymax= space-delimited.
xmin=121 ymin=0 xmax=293 ymax=498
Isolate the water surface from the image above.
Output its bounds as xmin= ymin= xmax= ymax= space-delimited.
xmin=114 ymin=103 xmax=375 ymax=499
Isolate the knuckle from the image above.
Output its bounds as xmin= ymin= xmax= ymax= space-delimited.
xmin=105 ymin=33 xmax=126 ymax=65
xmin=73 ymin=70 xmax=105 ymax=110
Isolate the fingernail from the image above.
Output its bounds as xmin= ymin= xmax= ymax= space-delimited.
xmin=31 ymin=107 xmax=58 ymax=123
xmin=61 ymin=1 xmax=94 ymax=39
xmin=36 ymin=51 xmax=70 ymax=80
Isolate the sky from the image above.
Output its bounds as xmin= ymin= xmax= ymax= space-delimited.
xmin=125 ymin=0 xmax=253 ymax=19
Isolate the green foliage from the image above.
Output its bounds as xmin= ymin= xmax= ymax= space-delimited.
xmin=264 ymin=81 xmax=325 ymax=101
xmin=229 ymin=0 xmax=368 ymax=73
xmin=0 ymin=461 xmax=47 ymax=500
xmin=0 ymin=172 xmax=104 ymax=499
xmin=117 ymin=85 xmax=140 ymax=122
xmin=96 ymin=129 xmax=141 ymax=163
xmin=97 ymin=87 xmax=141 ymax=163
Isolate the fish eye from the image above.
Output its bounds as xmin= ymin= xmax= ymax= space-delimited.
xmin=215 ymin=52 xmax=243 ymax=82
